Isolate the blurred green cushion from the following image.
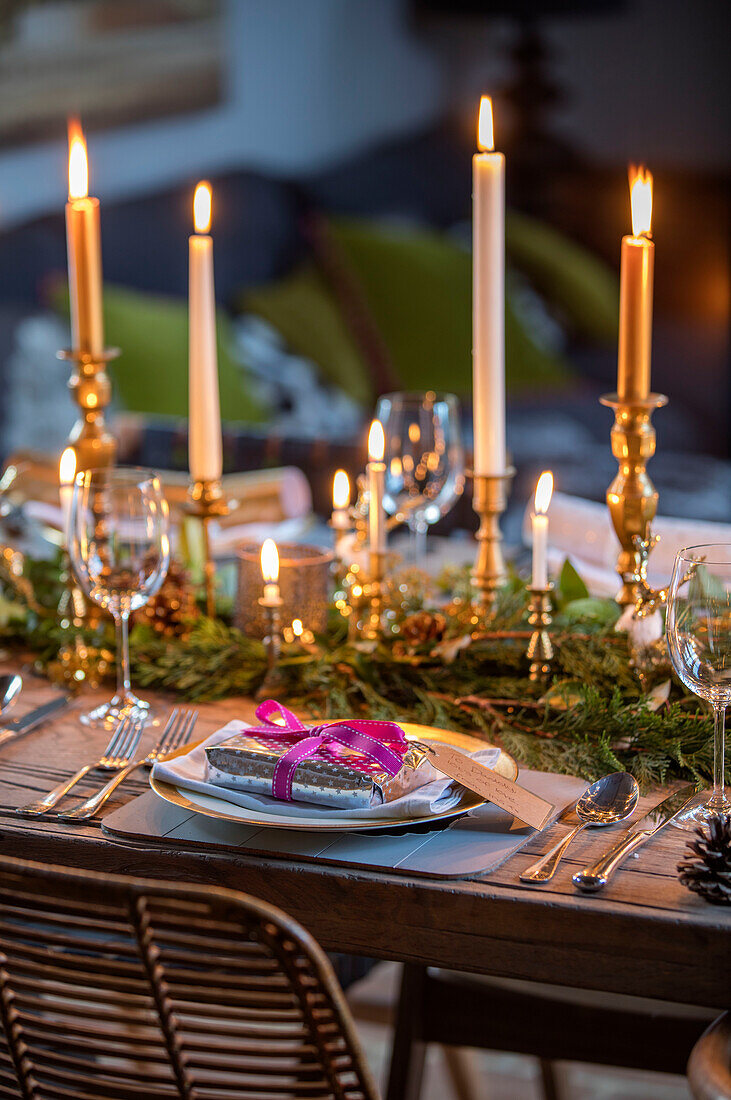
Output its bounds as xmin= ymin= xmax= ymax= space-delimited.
xmin=242 ymin=265 xmax=372 ymax=405
xmin=52 ymin=282 xmax=264 ymax=423
xmin=240 ymin=216 xmax=577 ymax=404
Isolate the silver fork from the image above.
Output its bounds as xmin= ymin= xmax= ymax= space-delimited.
xmin=16 ymin=716 xmax=144 ymax=817
xmin=58 ymin=707 xmax=198 ymax=822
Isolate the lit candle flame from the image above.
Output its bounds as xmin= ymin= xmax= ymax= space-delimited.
xmin=59 ymin=447 xmax=77 ymax=486
xmin=368 ymin=419 xmax=385 ymax=463
xmin=260 ymin=538 xmax=279 ymax=584
xmin=477 ymin=95 xmax=494 ymax=152
xmin=629 ymin=165 xmax=653 ymax=238
xmin=193 ymin=181 xmax=212 ymax=234
xmin=534 ymin=470 xmax=554 ymax=515
xmin=68 ymin=120 xmax=88 ymax=200
xmin=292 ymin=618 xmax=303 ymax=638
xmin=333 ymin=469 xmax=350 ymax=510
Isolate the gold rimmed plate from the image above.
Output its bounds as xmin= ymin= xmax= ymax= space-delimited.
xmin=149 ymin=723 xmax=518 ymax=833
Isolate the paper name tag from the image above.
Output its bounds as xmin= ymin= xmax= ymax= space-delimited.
xmin=423 ymin=742 xmax=554 ymax=830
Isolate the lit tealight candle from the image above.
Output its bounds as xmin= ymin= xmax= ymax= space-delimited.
xmin=367 ymin=420 xmax=386 ymax=553
xmin=617 ymin=166 xmax=654 ymax=402
xmin=332 ymin=469 xmax=350 ymax=530
xmin=531 ymin=471 xmax=553 ymax=588
xmin=189 ymin=180 xmax=223 ymax=485
xmin=59 ymin=447 xmax=77 ymax=546
xmin=260 ymin=538 xmax=281 ymax=606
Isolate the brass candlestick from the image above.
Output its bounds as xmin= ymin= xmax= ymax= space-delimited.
xmin=526 ymin=583 xmax=554 ymax=681
xmin=600 ymin=392 xmax=668 ymax=609
xmin=185 ymin=478 xmax=229 ymax=618
xmin=58 ymin=347 xmax=118 ymax=471
xmin=361 ymin=549 xmax=386 ymax=642
xmin=256 ymin=596 xmax=284 ymax=699
xmin=471 ymin=467 xmax=515 ymax=618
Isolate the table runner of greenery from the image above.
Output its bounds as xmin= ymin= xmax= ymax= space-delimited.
xmin=0 ymin=553 xmax=719 ymax=791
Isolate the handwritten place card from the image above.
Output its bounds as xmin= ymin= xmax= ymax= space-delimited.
xmin=422 ymin=742 xmax=554 ymax=830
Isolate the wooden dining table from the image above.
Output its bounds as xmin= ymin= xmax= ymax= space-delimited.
xmin=2 ymin=669 xmax=729 ymax=1027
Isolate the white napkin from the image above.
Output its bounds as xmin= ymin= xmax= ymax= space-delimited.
xmin=522 ymin=491 xmax=731 ymax=596
xmin=151 ymin=722 xmax=502 ymax=822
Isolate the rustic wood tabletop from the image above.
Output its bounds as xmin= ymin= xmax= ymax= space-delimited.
xmin=2 ymin=666 xmax=728 ymax=1012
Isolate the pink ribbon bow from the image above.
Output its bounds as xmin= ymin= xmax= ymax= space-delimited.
xmin=252 ymin=699 xmax=408 ymax=802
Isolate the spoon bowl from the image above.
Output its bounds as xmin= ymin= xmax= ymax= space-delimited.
xmin=0 ymin=674 xmax=22 ymax=718
xmin=520 ymin=771 xmax=639 ymax=883
xmin=576 ymin=771 xmax=640 ymax=825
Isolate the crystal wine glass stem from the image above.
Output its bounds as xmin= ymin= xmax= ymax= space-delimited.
xmin=118 ymin=610 xmax=132 ymax=699
xmin=409 ymin=516 xmax=428 ymax=567
xmin=710 ymin=703 xmax=727 ymax=810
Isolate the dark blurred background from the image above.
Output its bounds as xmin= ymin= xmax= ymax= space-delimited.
xmin=0 ymin=0 xmax=728 ymax=522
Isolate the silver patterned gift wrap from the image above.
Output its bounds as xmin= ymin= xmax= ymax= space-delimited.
xmin=205 ymin=729 xmax=437 ymax=809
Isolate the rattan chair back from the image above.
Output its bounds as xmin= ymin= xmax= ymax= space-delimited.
xmin=0 ymin=854 xmax=379 ymax=1100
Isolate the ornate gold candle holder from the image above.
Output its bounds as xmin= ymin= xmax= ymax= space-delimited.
xmin=58 ymin=347 xmax=118 ymax=471
xmin=471 ymin=467 xmax=515 ymax=619
xmin=185 ymin=478 xmax=229 ymax=618
xmin=525 ymin=583 xmax=554 ymax=681
xmin=361 ymin=549 xmax=387 ymax=642
xmin=600 ymin=391 xmax=667 ymax=609
xmin=255 ymin=595 xmax=285 ymax=699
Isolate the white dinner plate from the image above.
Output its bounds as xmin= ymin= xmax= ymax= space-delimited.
xmin=149 ymin=723 xmax=518 ymax=833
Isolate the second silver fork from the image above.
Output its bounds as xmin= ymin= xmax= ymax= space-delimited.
xmin=16 ymin=716 xmax=144 ymax=817
xmin=58 ymin=707 xmax=198 ymax=822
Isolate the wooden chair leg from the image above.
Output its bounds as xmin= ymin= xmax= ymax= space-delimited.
xmin=539 ymin=1058 xmax=561 ymax=1100
xmin=386 ymin=964 xmax=428 ymax=1100
xmin=442 ymin=1046 xmax=482 ymax=1100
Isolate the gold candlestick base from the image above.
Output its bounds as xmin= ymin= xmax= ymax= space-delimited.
xmin=600 ymin=392 xmax=668 ymax=609
xmin=185 ymin=478 xmax=229 ymax=619
xmin=526 ymin=583 xmax=554 ymax=681
xmin=360 ymin=549 xmax=387 ymax=642
xmin=471 ymin=467 xmax=515 ymax=620
xmin=58 ymin=347 xmax=119 ymax=471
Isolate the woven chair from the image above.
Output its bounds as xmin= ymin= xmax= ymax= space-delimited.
xmin=0 ymin=854 xmax=379 ymax=1100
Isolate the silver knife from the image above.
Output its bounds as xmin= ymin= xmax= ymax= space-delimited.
xmin=0 ymin=694 xmax=71 ymax=748
xmin=572 ymin=784 xmax=696 ymax=893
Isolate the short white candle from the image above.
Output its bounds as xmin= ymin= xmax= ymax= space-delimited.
xmin=531 ymin=471 xmax=553 ymax=588
xmin=59 ymin=447 xmax=76 ymax=548
xmin=472 ymin=96 xmax=506 ymax=476
xmin=331 ymin=469 xmax=351 ymax=531
xmin=189 ymin=181 xmax=223 ymax=485
xmin=367 ymin=420 xmax=386 ymax=553
xmin=260 ymin=538 xmax=281 ymax=606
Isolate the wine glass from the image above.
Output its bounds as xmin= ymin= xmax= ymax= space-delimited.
xmin=69 ymin=467 xmax=170 ymax=728
xmin=666 ymin=543 xmax=731 ymax=828
xmin=375 ymin=391 xmax=465 ymax=565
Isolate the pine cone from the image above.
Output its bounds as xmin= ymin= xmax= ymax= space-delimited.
xmin=134 ymin=559 xmax=198 ymax=638
xmin=677 ymin=813 xmax=731 ymax=906
xmin=400 ymin=610 xmax=447 ymax=646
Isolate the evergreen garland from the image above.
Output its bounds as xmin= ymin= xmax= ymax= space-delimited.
xmin=0 ymin=552 xmax=720 ymax=791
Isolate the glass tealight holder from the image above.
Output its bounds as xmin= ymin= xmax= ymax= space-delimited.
xmin=235 ymin=542 xmax=334 ymax=639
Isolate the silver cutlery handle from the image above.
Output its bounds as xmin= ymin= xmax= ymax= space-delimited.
xmin=59 ymin=759 xmax=144 ymax=822
xmin=520 ymin=822 xmax=587 ymax=883
xmin=16 ymin=764 xmax=94 ymax=816
xmin=573 ymin=831 xmax=649 ymax=892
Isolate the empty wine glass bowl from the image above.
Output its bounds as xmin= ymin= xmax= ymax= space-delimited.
xmin=375 ymin=391 xmax=465 ymax=564
xmin=666 ymin=543 xmax=731 ymax=828
xmin=69 ymin=467 xmax=170 ymax=728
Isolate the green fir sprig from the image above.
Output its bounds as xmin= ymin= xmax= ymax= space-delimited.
xmin=0 ymin=551 xmax=720 ymax=790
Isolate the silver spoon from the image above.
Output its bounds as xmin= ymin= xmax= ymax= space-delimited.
xmin=0 ymin=674 xmax=22 ymax=718
xmin=519 ymin=772 xmax=640 ymax=883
